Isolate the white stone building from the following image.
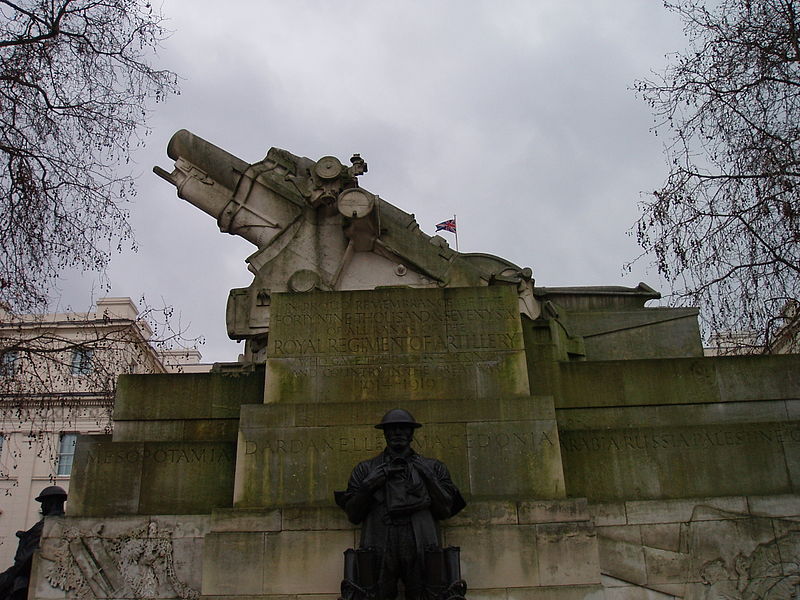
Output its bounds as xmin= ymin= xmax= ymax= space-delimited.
xmin=0 ymin=298 xmax=207 ymax=566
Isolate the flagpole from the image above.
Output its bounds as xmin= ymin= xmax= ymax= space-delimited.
xmin=453 ymin=214 xmax=459 ymax=252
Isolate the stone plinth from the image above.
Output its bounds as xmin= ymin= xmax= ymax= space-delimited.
xmin=198 ymin=499 xmax=598 ymax=599
xmin=68 ymin=436 xmax=236 ymax=516
xmin=556 ymin=355 xmax=800 ymax=500
xmin=233 ymin=397 xmax=565 ymax=508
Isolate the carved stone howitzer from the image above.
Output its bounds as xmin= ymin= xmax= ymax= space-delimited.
xmin=155 ymin=130 xmax=539 ymax=360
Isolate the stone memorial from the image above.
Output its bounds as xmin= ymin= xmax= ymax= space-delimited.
xmin=24 ymin=131 xmax=800 ymax=600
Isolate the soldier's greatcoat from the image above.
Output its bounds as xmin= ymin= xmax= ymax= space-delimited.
xmin=335 ymin=449 xmax=465 ymax=556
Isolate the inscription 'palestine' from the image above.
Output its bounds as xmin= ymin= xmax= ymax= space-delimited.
xmin=561 ymin=426 xmax=800 ymax=453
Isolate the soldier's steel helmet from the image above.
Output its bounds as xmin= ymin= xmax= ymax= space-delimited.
xmin=374 ymin=408 xmax=422 ymax=429
xmin=35 ymin=485 xmax=68 ymax=502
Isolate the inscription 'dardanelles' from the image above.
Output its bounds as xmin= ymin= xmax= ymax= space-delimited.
xmin=243 ymin=431 xmax=556 ymax=455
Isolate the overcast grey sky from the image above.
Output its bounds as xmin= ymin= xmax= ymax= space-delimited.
xmin=59 ymin=1 xmax=687 ymax=363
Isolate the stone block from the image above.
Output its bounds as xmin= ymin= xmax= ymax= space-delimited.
xmin=558 ymin=400 xmax=791 ymax=431
xmin=261 ymin=530 xmax=356 ymax=594
xmin=643 ymin=546 xmax=688 ymax=584
xmin=152 ymin=514 xmax=211 ymax=538
xmin=461 ymin=589 xmax=507 ymax=600
xmin=444 ymin=525 xmax=540 ymax=588
xmin=681 ymin=516 xmax=776 ymax=582
xmin=138 ymin=442 xmax=236 ymax=514
xmin=202 ymin=532 xmax=265 ymax=595
xmin=69 ymin=436 xmax=142 ymax=516
xmin=536 ymin=522 xmax=600 ymax=586
xmin=114 ymin=366 xmax=264 ymax=421
xmin=519 ymin=498 xmax=589 ymax=524
xmin=69 ymin=437 xmax=236 ymax=516
xmin=235 ymin=423 xmax=394 ymax=508
xmin=625 ymin=497 xmax=747 ymax=525
xmin=30 ymin=554 xmax=68 ymax=600
xmin=113 ymin=420 xmax=185 ymax=442
xmin=640 ymin=523 xmax=681 ymax=552
xmin=561 ymin=420 xmax=796 ymax=500
xmin=558 ymin=358 xmax=720 ymax=409
xmin=716 ymin=355 xmax=800 ymax=402
xmin=747 ymin=494 xmax=800 ymax=517
xmin=445 ymin=500 xmax=519 ymax=527
xmin=244 ymin=396 xmax=555 ymax=429
xmin=787 ymin=400 xmax=800 ymax=421
xmin=170 ymin=537 xmax=205 ymax=593
xmin=507 ymin=586 xmax=606 ymax=600
xmin=598 ymin=537 xmax=646 ymax=587
xmin=770 ymin=516 xmax=800 ymax=539
xmin=236 ymin=401 xmax=562 ymax=507
xmin=264 ymin=287 xmax=530 ymax=403
xmin=568 ymin=307 xmax=702 ymax=361
xmin=602 ymin=580 xmax=683 ymax=600
xmin=210 ymin=508 xmax=282 ymax=532
xmin=467 ymin=420 xmax=565 ymax=499
xmin=282 ymin=507 xmax=354 ymax=531
xmin=597 ymin=525 xmax=641 ymax=545
xmin=588 ymin=503 xmax=627 ymax=526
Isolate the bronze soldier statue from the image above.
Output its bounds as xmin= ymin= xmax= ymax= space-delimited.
xmin=0 ymin=486 xmax=67 ymax=600
xmin=335 ymin=409 xmax=466 ymax=600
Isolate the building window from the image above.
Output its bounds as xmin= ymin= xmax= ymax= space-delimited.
xmin=1 ymin=351 xmax=19 ymax=376
xmin=70 ymin=348 xmax=93 ymax=375
xmin=57 ymin=433 xmax=78 ymax=476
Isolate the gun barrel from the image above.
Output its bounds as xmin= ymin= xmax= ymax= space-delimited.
xmin=167 ymin=129 xmax=248 ymax=192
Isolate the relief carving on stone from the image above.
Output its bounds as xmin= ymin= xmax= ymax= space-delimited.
xmin=599 ymin=504 xmax=800 ymax=599
xmin=698 ymin=531 xmax=800 ymax=600
xmin=45 ymin=521 xmax=198 ymax=600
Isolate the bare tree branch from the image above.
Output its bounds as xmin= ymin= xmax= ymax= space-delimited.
xmin=0 ymin=0 xmax=177 ymax=312
xmin=633 ymin=0 xmax=800 ymax=353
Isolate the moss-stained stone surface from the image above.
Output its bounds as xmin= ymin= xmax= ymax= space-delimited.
xmin=234 ymin=397 xmax=564 ymax=508
xmin=556 ymin=354 xmax=800 ymax=501
xmin=69 ymin=436 xmax=235 ymax=516
xmin=265 ymin=287 xmax=530 ymax=403
xmin=595 ymin=494 xmax=800 ymax=599
xmin=557 ymin=354 xmax=800 ymax=409
xmin=566 ymin=307 xmax=703 ymax=361
xmin=113 ymin=365 xmax=264 ymax=442
xmin=561 ymin=422 xmax=800 ymax=500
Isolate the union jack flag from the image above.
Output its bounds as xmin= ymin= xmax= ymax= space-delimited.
xmin=435 ymin=219 xmax=457 ymax=233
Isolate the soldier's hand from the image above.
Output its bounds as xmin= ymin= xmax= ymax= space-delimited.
xmin=410 ymin=455 xmax=435 ymax=479
xmin=361 ymin=465 xmax=386 ymax=491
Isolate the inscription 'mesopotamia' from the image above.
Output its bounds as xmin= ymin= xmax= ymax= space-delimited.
xmin=243 ymin=431 xmax=555 ymax=455
xmin=86 ymin=446 xmax=235 ymax=465
xmin=561 ymin=426 xmax=800 ymax=453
